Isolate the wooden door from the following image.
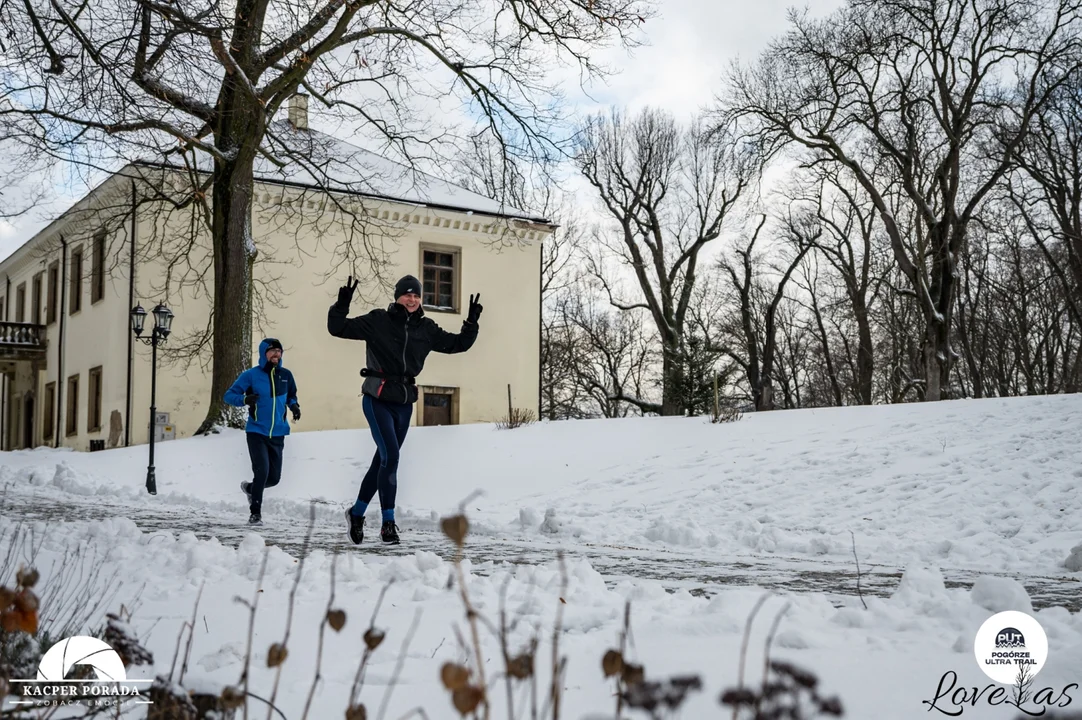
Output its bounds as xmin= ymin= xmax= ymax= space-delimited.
xmin=423 ymin=393 xmax=452 ymax=426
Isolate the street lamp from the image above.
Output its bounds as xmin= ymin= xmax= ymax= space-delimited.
xmin=130 ymin=302 xmax=174 ymax=495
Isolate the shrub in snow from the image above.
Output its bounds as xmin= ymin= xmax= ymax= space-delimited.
xmin=720 ymin=661 xmax=844 ymax=719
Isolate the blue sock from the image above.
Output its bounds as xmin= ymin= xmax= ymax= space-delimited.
xmin=382 ymin=508 xmax=395 ymax=523
xmin=351 ymin=500 xmax=368 ymax=517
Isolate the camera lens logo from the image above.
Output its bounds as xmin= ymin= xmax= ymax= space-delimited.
xmin=974 ymin=611 xmax=1048 ymax=684
xmin=36 ymin=636 xmax=127 ymax=682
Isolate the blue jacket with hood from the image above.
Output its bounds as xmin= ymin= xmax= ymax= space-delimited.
xmin=224 ymin=339 xmax=300 ymax=437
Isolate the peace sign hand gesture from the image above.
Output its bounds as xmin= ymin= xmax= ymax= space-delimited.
xmin=467 ymin=293 xmax=483 ymax=324
xmin=337 ymin=276 xmax=359 ymax=307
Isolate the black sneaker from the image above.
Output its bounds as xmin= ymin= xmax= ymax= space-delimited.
xmin=380 ymin=521 xmax=400 ymax=545
xmin=248 ymin=512 xmax=262 ymax=526
xmin=346 ymin=509 xmax=365 ymax=545
xmin=241 ymin=481 xmax=252 ymax=504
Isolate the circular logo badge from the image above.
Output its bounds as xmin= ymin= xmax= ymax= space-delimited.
xmin=974 ymin=611 xmax=1048 ymax=684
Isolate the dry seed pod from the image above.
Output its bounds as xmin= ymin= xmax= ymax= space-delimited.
xmin=440 ymin=662 xmax=470 ymax=690
xmin=327 ymin=609 xmax=346 ymax=632
xmin=363 ymin=628 xmax=385 ymax=650
xmin=0 ymin=586 xmax=14 ymax=607
xmin=440 ymin=515 xmax=469 ymax=546
xmin=15 ymin=567 xmax=39 ymax=589
xmin=2 ymin=592 xmax=38 ymax=634
xmin=12 ymin=590 xmax=38 ymax=613
xmin=452 ymin=685 xmax=484 ymax=714
xmin=507 ymin=654 xmax=534 ymax=679
xmin=345 ymin=703 xmax=368 ymax=720
xmin=602 ymin=649 xmax=624 ymax=678
xmin=622 ymin=662 xmax=645 ymax=686
xmin=267 ymin=643 xmax=288 ymax=667
xmin=220 ymin=685 xmax=245 ymax=709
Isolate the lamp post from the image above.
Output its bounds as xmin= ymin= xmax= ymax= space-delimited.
xmin=130 ymin=302 xmax=174 ymax=495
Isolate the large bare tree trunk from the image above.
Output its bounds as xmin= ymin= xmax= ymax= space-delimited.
xmin=197 ymin=156 xmax=258 ymax=432
xmin=854 ymin=299 xmax=874 ymax=405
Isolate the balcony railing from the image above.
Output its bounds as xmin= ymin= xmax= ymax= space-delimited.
xmin=0 ymin=321 xmax=47 ymax=352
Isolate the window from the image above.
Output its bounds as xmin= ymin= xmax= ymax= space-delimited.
xmin=92 ymin=232 xmax=105 ymax=304
xmin=66 ymin=374 xmax=79 ymax=437
xmin=421 ymin=246 xmax=460 ymax=312
xmin=47 ymin=260 xmax=59 ymax=324
xmin=69 ymin=246 xmax=83 ymax=315
xmin=43 ymin=382 xmax=55 ymax=444
xmin=32 ymin=273 xmax=42 ymax=325
xmin=87 ymin=366 xmax=103 ymax=432
xmin=15 ymin=283 xmax=25 ymax=322
xmin=420 ymin=386 xmax=459 ymax=426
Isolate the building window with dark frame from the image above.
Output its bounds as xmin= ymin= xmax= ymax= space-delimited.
xmin=66 ymin=374 xmax=79 ymax=437
xmin=32 ymin=272 xmax=43 ymax=325
xmin=421 ymin=247 xmax=460 ymax=312
xmin=47 ymin=260 xmax=59 ymax=325
xmin=43 ymin=382 xmax=55 ymax=444
xmin=92 ymin=232 xmax=106 ymax=304
xmin=15 ymin=283 xmax=25 ymax=323
xmin=87 ymin=366 xmax=103 ymax=433
xmin=69 ymin=246 xmax=83 ymax=315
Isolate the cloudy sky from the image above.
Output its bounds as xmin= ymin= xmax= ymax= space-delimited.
xmin=0 ymin=0 xmax=841 ymax=263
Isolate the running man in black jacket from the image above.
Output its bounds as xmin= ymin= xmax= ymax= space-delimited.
xmin=328 ymin=274 xmax=482 ymax=544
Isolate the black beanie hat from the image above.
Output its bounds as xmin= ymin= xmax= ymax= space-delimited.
xmin=264 ymin=337 xmax=283 ymax=352
xmin=394 ymin=275 xmax=422 ymax=299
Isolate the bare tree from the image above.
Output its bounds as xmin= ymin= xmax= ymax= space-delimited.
xmin=805 ymin=167 xmax=890 ymax=404
xmin=711 ymin=214 xmax=814 ymax=411
xmin=726 ymin=0 xmax=1082 ymax=401
xmin=1009 ymin=73 xmax=1082 ymax=330
xmin=958 ymin=216 xmax=1082 ymax=396
xmin=557 ymin=292 xmax=655 ymax=418
xmin=538 ymin=195 xmax=592 ymax=420
xmin=0 ymin=0 xmax=652 ymax=433
xmin=574 ymin=108 xmax=754 ymax=415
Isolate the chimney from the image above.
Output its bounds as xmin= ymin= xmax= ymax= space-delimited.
xmin=288 ymin=93 xmax=309 ymax=131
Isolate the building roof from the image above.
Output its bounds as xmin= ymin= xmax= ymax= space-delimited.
xmin=150 ymin=120 xmax=551 ymax=224
xmin=1 ymin=120 xmax=551 ymax=270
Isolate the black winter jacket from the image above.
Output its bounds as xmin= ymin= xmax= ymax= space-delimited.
xmin=327 ymin=300 xmax=478 ymax=404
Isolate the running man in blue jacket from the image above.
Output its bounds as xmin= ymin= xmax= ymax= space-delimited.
xmin=224 ymin=338 xmax=301 ymax=525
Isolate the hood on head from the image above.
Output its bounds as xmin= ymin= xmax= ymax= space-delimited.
xmin=259 ymin=338 xmax=284 ymax=369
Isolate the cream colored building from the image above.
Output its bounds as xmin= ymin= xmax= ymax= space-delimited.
xmin=0 ymin=101 xmax=551 ymax=451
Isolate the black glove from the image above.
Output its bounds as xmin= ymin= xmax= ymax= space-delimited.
xmin=467 ymin=293 xmax=483 ymax=324
xmin=291 ymin=404 xmax=301 ymax=422
xmin=336 ymin=276 xmax=359 ymax=307
xmin=244 ymin=392 xmax=259 ymax=408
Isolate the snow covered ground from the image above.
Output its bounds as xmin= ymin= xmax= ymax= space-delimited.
xmin=2 ymin=393 xmax=1081 ymax=718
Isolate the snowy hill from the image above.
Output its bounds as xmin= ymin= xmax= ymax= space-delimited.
xmin=3 ymin=392 xmax=1080 ymax=575
xmin=2 ymin=394 xmax=1081 ymax=719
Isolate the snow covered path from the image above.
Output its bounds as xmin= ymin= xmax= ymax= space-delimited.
xmin=6 ymin=487 xmax=1079 ymax=612
xmin=4 ymin=396 xmax=1082 ymax=719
